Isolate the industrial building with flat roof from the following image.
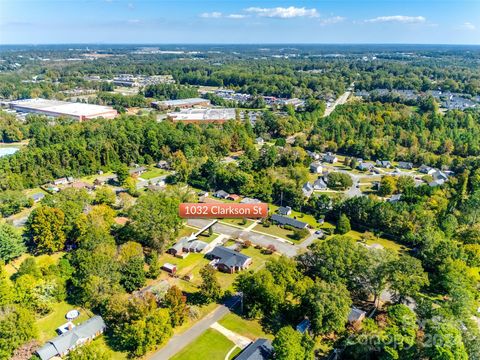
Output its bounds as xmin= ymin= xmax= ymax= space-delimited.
xmin=9 ymin=98 xmax=118 ymax=121
xmin=152 ymin=98 xmax=210 ymax=110
xmin=167 ymin=108 xmax=236 ymax=124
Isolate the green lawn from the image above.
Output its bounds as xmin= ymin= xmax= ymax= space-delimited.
xmin=253 ymin=223 xmax=296 ymax=240
xmin=268 ymin=204 xmax=319 ymax=228
xmin=219 ymin=218 xmax=255 ymax=228
xmin=218 ymin=313 xmax=273 ymax=340
xmin=36 ymin=301 xmax=93 ymax=342
xmin=141 ymin=167 xmax=168 ymax=180
xmin=340 ymin=230 xmax=408 ymax=253
xmin=170 ymin=328 xmax=235 ymax=360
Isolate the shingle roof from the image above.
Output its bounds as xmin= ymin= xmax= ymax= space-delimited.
xmin=235 ymin=339 xmax=273 ymax=360
xmin=37 ymin=316 xmax=106 ymax=360
xmin=271 ymin=214 xmax=308 ymax=229
xmin=208 ymin=246 xmax=250 ymax=268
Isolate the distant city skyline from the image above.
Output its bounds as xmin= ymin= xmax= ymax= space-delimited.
xmin=0 ymin=0 xmax=479 ymax=45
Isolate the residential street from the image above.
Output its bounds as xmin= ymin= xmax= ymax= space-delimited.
xmin=187 ymin=218 xmax=300 ymax=257
xmin=323 ymin=85 xmax=353 ymax=117
xmin=150 ymin=296 xmax=241 ymax=360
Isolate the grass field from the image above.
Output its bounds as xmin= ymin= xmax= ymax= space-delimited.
xmin=141 ymin=167 xmax=168 ymax=180
xmin=218 ymin=313 xmax=272 ymax=340
xmin=170 ymin=328 xmax=235 ymax=360
xmin=342 ymin=230 xmax=408 ymax=253
xmin=253 ymin=223 xmax=297 ymax=240
xmin=219 ymin=218 xmax=255 ymax=228
xmin=36 ymin=301 xmax=93 ymax=342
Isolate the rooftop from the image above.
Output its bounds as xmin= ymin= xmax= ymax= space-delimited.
xmin=10 ymin=98 xmax=117 ymax=119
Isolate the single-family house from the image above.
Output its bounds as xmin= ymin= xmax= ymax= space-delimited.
xmin=31 ymin=192 xmax=45 ymax=203
xmin=235 ymin=339 xmax=273 ymax=360
xmin=376 ymin=160 xmax=393 ymax=168
xmin=255 ymin=137 xmax=264 ymax=145
xmin=206 ymin=246 xmax=252 ymax=273
xmin=302 ymin=182 xmax=314 ymax=198
xmin=36 ymin=316 xmax=106 ymax=360
xmin=278 ymin=206 xmax=292 ymax=216
xmin=271 ymin=214 xmax=308 ymax=229
xmin=313 ymin=178 xmax=327 ymax=190
xmin=156 ymin=160 xmax=170 ymax=169
xmin=306 ymin=150 xmax=321 ymax=160
xmin=323 ymin=152 xmax=338 ymax=164
xmin=53 ymin=177 xmax=69 ymax=186
xmin=348 ymin=307 xmax=366 ymax=324
xmin=429 ymin=179 xmax=445 ymax=187
xmin=168 ymin=235 xmax=208 ymax=258
xmin=432 ymin=170 xmax=448 ymax=182
xmin=213 ymin=190 xmax=229 ymax=199
xmin=358 ymin=162 xmax=374 ymax=171
xmin=419 ymin=165 xmax=436 ymax=175
xmin=397 ymin=161 xmax=413 ymax=170
xmin=129 ymin=166 xmax=147 ymax=176
xmin=309 ymin=162 xmax=323 ymax=174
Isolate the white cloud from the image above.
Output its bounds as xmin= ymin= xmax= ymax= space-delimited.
xmin=200 ymin=12 xmax=223 ymax=19
xmin=127 ymin=19 xmax=140 ymax=24
xmin=127 ymin=2 xmax=134 ymax=9
xmin=460 ymin=22 xmax=476 ymax=30
xmin=320 ymin=16 xmax=345 ymax=25
xmin=365 ymin=15 xmax=426 ymax=24
xmin=245 ymin=6 xmax=319 ymax=19
xmin=226 ymin=14 xmax=247 ymax=19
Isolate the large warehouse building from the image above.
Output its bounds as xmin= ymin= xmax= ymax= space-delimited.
xmin=166 ymin=108 xmax=236 ymax=124
xmin=9 ymin=99 xmax=118 ymax=121
xmin=152 ymin=98 xmax=210 ymax=110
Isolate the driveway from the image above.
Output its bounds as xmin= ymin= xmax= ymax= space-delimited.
xmin=150 ymin=296 xmax=241 ymax=360
xmin=187 ymin=218 xmax=300 ymax=257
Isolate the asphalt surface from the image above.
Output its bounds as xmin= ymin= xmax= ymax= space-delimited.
xmin=187 ymin=218 xmax=300 ymax=257
xmin=150 ymin=296 xmax=241 ymax=360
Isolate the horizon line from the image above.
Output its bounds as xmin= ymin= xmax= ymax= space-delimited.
xmin=1 ymin=42 xmax=480 ymax=47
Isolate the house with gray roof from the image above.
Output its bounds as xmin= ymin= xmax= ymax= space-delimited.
xmin=31 ymin=192 xmax=45 ymax=203
xmin=36 ymin=316 xmax=106 ymax=360
xmin=358 ymin=162 xmax=374 ymax=171
xmin=213 ymin=190 xmax=229 ymax=199
xmin=206 ymin=246 xmax=252 ymax=273
xmin=313 ymin=178 xmax=327 ymax=190
xmin=168 ymin=234 xmax=208 ymax=257
xmin=271 ymin=214 xmax=308 ymax=229
xmin=309 ymin=162 xmax=323 ymax=173
xmin=376 ymin=160 xmax=392 ymax=168
xmin=236 ymin=339 xmax=273 ymax=360
xmin=419 ymin=165 xmax=436 ymax=175
xmin=323 ymin=152 xmax=338 ymax=164
xmin=278 ymin=206 xmax=292 ymax=216
xmin=302 ymin=182 xmax=314 ymax=198
xmin=397 ymin=161 xmax=413 ymax=170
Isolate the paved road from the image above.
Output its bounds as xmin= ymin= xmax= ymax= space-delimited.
xmin=150 ymin=296 xmax=241 ymax=360
xmin=323 ymin=88 xmax=352 ymax=117
xmin=298 ymin=232 xmax=321 ymax=249
xmin=187 ymin=218 xmax=300 ymax=257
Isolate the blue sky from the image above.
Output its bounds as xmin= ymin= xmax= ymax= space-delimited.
xmin=0 ymin=0 xmax=479 ymax=44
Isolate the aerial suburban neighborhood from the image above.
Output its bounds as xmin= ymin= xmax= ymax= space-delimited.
xmin=0 ymin=1 xmax=479 ymax=360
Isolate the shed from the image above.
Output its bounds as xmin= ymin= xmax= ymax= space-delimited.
xmin=162 ymin=263 xmax=177 ymax=274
